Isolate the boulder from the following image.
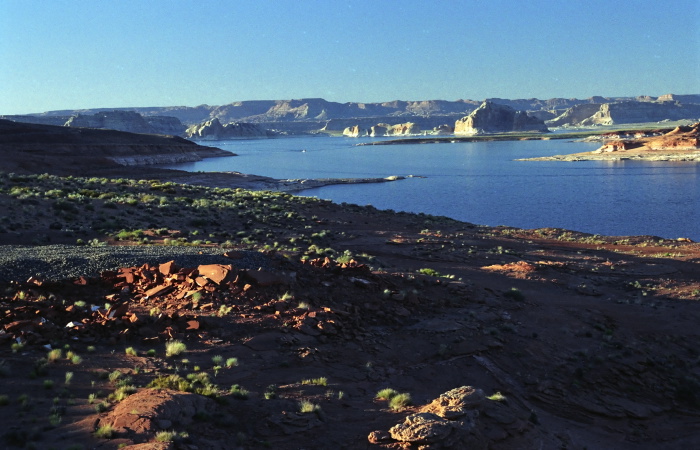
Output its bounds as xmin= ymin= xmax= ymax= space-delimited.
xmin=421 ymin=385 xmax=486 ymax=419
xmin=104 ymin=389 xmax=215 ymax=441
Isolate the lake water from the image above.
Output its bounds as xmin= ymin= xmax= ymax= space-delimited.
xmin=160 ymin=136 xmax=700 ymax=240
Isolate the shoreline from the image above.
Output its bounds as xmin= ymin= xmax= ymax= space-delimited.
xmin=139 ymin=168 xmax=417 ymax=192
xmin=517 ymin=150 xmax=700 ymax=162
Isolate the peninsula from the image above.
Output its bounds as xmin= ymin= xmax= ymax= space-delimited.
xmin=519 ymin=123 xmax=700 ymax=161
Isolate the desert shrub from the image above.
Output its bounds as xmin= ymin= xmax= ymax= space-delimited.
xmin=301 ymin=377 xmax=328 ymax=386
xmin=487 ymin=392 xmax=507 ymax=402
xmin=165 ymin=340 xmax=187 ymax=357
xmin=418 ymin=267 xmax=441 ymax=277
xmin=299 ymin=400 xmax=322 ymax=415
xmin=155 ymin=430 xmax=177 ymax=442
xmin=229 ymin=384 xmax=249 ymax=399
xmin=47 ymin=349 xmax=62 ymax=362
xmin=389 ymin=393 xmax=412 ymax=410
xmin=94 ymin=424 xmax=116 ymax=439
xmin=375 ymin=388 xmax=399 ymax=401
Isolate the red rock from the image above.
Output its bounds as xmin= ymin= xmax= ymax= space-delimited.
xmin=5 ymin=320 xmax=35 ymax=333
xmin=186 ymin=320 xmax=200 ymax=330
xmin=197 ymin=264 xmax=232 ymax=284
xmin=107 ymin=303 xmax=129 ymax=319
xmin=159 ymin=260 xmax=178 ymax=276
xmin=144 ymin=285 xmax=174 ymax=298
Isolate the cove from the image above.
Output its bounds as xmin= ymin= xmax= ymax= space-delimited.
xmin=159 ymin=136 xmax=700 ymax=240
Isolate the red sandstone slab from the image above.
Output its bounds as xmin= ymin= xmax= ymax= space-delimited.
xmin=159 ymin=260 xmax=179 ymax=276
xmin=144 ymin=285 xmax=174 ymax=298
xmin=197 ymin=264 xmax=232 ymax=284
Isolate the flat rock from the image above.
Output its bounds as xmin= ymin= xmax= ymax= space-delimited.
xmin=197 ymin=264 xmax=232 ymax=284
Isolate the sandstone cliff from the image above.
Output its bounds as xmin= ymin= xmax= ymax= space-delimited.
xmin=64 ymin=111 xmax=186 ymax=136
xmin=343 ymin=122 xmax=421 ymax=137
xmin=342 ymin=125 xmax=365 ymax=137
xmin=547 ymin=103 xmax=603 ymax=127
xmin=185 ymin=118 xmax=276 ymax=140
xmin=454 ymin=102 xmax=549 ymax=135
xmin=373 ymin=122 xmax=420 ymax=136
xmin=580 ymin=101 xmax=700 ymax=126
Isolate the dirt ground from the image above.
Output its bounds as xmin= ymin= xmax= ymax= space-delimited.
xmin=1 ymin=183 xmax=700 ymax=449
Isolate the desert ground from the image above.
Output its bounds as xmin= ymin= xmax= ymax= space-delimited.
xmin=1 ymin=167 xmax=699 ymax=450
xmin=1 ymin=120 xmax=700 ymax=449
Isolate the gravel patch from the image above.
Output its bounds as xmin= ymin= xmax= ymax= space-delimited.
xmin=0 ymin=245 xmax=272 ymax=282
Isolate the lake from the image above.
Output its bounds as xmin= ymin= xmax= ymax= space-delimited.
xmin=159 ymin=136 xmax=700 ymax=240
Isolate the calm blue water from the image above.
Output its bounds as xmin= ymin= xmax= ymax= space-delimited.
xmin=160 ymin=136 xmax=700 ymax=240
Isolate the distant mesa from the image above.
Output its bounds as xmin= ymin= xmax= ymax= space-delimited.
xmin=342 ymin=122 xmax=421 ymax=137
xmin=64 ymin=110 xmax=186 ymax=136
xmin=185 ymin=118 xmax=277 ymax=140
xmin=547 ymin=100 xmax=700 ymax=127
xmin=454 ymin=101 xmax=549 ymax=135
xmin=3 ymin=93 xmax=700 ymax=137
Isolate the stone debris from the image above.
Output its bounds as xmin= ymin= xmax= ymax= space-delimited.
xmin=0 ymin=254 xmax=438 ymax=346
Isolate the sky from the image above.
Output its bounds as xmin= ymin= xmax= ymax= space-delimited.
xmin=1 ymin=0 xmax=699 ymax=115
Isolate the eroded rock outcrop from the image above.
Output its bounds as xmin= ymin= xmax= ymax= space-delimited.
xmin=343 ymin=122 xmax=420 ymax=137
xmin=370 ymin=386 xmax=535 ymax=448
xmin=343 ymin=125 xmax=365 ymax=137
xmin=185 ymin=118 xmax=276 ymax=140
xmin=597 ymin=123 xmax=700 ymax=152
xmin=454 ymin=102 xmax=549 ymax=135
xmin=547 ymin=103 xmax=603 ymax=127
xmin=372 ymin=122 xmax=420 ymax=136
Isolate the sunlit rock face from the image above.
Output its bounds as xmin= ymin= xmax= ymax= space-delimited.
xmin=454 ymin=102 xmax=548 ymax=135
xmin=185 ymin=118 xmax=275 ymax=140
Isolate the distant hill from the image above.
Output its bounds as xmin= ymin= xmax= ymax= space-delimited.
xmin=0 ymin=119 xmax=229 ymax=175
xmin=3 ymin=94 xmax=699 ymax=136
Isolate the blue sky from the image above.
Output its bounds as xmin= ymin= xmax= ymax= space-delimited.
xmin=1 ymin=0 xmax=698 ymax=114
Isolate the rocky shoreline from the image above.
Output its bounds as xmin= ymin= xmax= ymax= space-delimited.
xmin=519 ymin=123 xmax=700 ymax=161
xmin=518 ymin=151 xmax=700 ymax=162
